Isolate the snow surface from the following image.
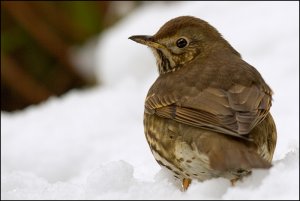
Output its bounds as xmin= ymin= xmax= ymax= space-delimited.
xmin=1 ymin=1 xmax=299 ymax=200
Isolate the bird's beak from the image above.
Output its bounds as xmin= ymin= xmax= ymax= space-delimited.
xmin=129 ymin=35 xmax=163 ymax=49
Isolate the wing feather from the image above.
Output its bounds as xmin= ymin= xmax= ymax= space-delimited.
xmin=145 ymin=84 xmax=272 ymax=139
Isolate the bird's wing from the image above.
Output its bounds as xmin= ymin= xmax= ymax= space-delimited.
xmin=145 ymin=84 xmax=272 ymax=140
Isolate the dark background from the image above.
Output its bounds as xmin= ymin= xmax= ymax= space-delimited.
xmin=1 ymin=1 xmax=142 ymax=111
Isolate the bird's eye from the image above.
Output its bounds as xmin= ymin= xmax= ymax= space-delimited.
xmin=176 ymin=38 xmax=188 ymax=48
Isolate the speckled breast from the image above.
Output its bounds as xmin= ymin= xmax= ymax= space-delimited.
xmin=143 ymin=112 xmax=217 ymax=181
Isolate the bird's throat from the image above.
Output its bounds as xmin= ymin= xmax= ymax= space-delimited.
xmin=152 ymin=49 xmax=179 ymax=74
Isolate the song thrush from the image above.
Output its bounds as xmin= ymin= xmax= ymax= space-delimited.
xmin=129 ymin=16 xmax=277 ymax=191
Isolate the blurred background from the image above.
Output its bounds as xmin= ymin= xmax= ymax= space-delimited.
xmin=1 ymin=1 xmax=144 ymax=111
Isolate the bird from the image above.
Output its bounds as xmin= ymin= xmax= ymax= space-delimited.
xmin=129 ymin=16 xmax=277 ymax=191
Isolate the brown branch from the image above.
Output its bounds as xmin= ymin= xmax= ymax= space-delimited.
xmin=30 ymin=2 xmax=86 ymax=42
xmin=2 ymin=1 xmax=86 ymax=83
xmin=1 ymin=54 xmax=53 ymax=104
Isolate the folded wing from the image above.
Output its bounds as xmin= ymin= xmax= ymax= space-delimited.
xmin=145 ymin=84 xmax=272 ymax=140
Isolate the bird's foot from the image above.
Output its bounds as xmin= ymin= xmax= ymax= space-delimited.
xmin=182 ymin=178 xmax=192 ymax=191
xmin=230 ymin=178 xmax=239 ymax=186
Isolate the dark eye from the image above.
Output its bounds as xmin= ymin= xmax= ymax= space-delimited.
xmin=176 ymin=38 xmax=188 ymax=48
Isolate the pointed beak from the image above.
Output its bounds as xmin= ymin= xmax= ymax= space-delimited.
xmin=128 ymin=35 xmax=152 ymax=44
xmin=129 ymin=35 xmax=163 ymax=49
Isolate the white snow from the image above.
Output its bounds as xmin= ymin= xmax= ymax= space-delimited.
xmin=1 ymin=1 xmax=299 ymax=199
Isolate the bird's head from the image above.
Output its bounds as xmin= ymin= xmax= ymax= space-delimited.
xmin=129 ymin=16 xmax=240 ymax=74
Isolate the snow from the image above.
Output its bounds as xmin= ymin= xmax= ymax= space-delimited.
xmin=1 ymin=1 xmax=299 ymax=199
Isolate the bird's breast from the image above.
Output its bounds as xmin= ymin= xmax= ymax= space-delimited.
xmin=144 ymin=112 xmax=217 ymax=181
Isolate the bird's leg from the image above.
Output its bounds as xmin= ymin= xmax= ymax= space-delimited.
xmin=182 ymin=178 xmax=192 ymax=191
xmin=230 ymin=178 xmax=239 ymax=186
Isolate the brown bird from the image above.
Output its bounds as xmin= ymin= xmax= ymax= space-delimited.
xmin=129 ymin=16 xmax=277 ymax=191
